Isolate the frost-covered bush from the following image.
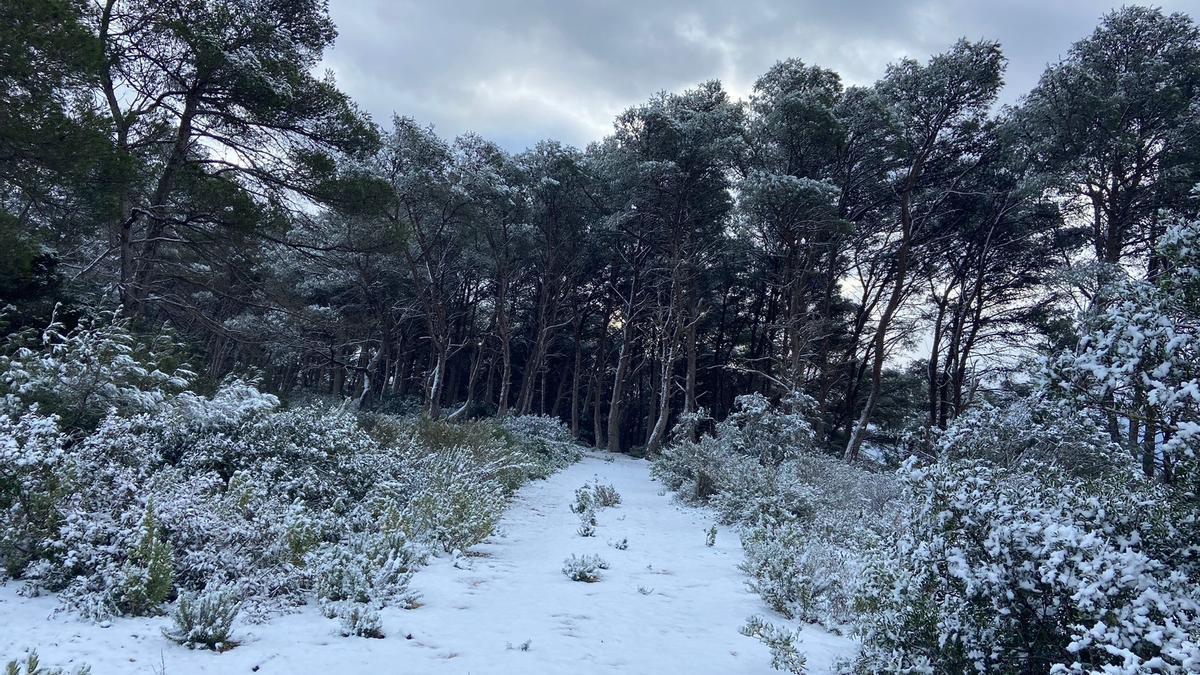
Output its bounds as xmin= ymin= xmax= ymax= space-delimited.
xmin=853 ymin=457 xmax=1200 ymax=674
xmin=498 ymin=415 xmax=582 ymax=479
xmin=0 ymin=313 xmax=192 ymax=430
xmin=653 ymin=392 xmax=819 ymax=511
xmin=307 ymin=531 xmax=421 ymax=609
xmin=0 ymin=325 xmax=580 ymax=623
xmin=576 ymin=506 xmax=597 ymax=537
xmin=741 ymin=523 xmax=858 ymax=627
xmin=592 ymin=482 xmax=621 ymax=508
xmin=562 ymin=554 xmax=608 ymax=582
xmin=570 ymin=485 xmax=595 ymax=514
xmin=741 ymin=615 xmax=807 ymax=674
xmin=115 ymin=502 xmax=174 ymax=616
xmin=655 ymin=393 xmax=898 ymax=631
xmin=938 ymin=397 xmax=1132 ymax=480
xmin=0 ymin=409 xmax=67 ymax=578
xmin=337 ymin=602 xmax=384 ymax=638
xmin=162 ymin=585 xmax=240 ymax=651
xmin=393 ymin=443 xmax=511 ymax=552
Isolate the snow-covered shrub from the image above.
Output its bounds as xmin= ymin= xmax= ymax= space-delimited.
xmin=741 ymin=523 xmax=858 ymax=627
xmin=0 ymin=313 xmax=192 ymax=430
xmin=498 ymin=414 xmax=582 ymax=479
xmin=576 ymin=507 xmax=597 ymax=537
xmin=653 ymin=392 xmax=819 ymax=510
xmin=562 ymin=554 xmax=608 ymax=582
xmin=3 ymin=653 xmax=91 ymax=675
xmin=0 ymin=409 xmax=67 ymax=578
xmin=938 ymin=397 xmax=1132 ymax=480
xmin=1045 ymin=220 xmax=1199 ymax=488
xmin=163 ymin=585 xmax=240 ymax=651
xmin=741 ymin=615 xmax=807 ymax=674
xmin=115 ymin=502 xmax=174 ymax=616
xmin=337 ymin=602 xmax=384 ymax=638
xmin=592 ymin=482 xmax=621 ymax=507
xmin=307 ymin=531 xmax=421 ymax=609
xmin=570 ymin=485 xmax=595 ymax=514
xmin=656 ymin=394 xmax=898 ymax=632
xmin=394 ymin=443 xmax=510 ymax=552
xmin=853 ymin=457 xmax=1200 ymax=674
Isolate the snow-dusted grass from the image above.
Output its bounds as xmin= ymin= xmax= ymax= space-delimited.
xmin=1 ymin=451 xmax=857 ymax=674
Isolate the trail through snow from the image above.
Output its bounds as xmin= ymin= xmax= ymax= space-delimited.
xmin=2 ymin=451 xmax=857 ymax=674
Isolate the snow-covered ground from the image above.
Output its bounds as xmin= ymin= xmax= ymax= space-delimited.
xmin=2 ymin=451 xmax=857 ymax=674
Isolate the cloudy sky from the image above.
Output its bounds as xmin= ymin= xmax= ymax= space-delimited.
xmin=323 ymin=0 xmax=1196 ymax=151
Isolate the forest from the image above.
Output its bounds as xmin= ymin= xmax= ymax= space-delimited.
xmin=2 ymin=1 xmax=1199 ymax=674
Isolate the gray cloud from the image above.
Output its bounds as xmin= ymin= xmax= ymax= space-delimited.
xmin=323 ymin=0 xmax=1197 ymax=151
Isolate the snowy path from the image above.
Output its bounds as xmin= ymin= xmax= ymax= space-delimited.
xmin=2 ymin=451 xmax=857 ymax=674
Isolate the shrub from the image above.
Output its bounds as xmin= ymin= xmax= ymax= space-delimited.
xmin=853 ymin=458 xmax=1200 ymax=674
xmin=308 ymin=531 xmax=421 ymax=609
xmin=741 ymin=523 xmax=858 ymax=626
xmin=0 ymin=313 xmax=192 ymax=431
xmin=592 ymin=483 xmax=621 ymax=507
xmin=337 ymin=602 xmax=384 ymax=639
xmin=569 ymin=485 xmax=594 ymax=514
xmin=498 ymin=415 xmax=582 ymax=479
xmin=562 ymin=554 xmax=607 ymax=582
xmin=116 ymin=502 xmax=174 ymax=616
xmin=0 ymin=410 xmax=67 ymax=578
xmin=741 ymin=616 xmax=806 ymax=674
xmin=576 ymin=507 xmax=597 ymax=537
xmin=163 ymin=585 xmax=240 ymax=651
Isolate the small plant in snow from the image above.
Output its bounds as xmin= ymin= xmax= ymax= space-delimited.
xmin=338 ymin=602 xmax=384 ymax=638
xmin=569 ymin=485 xmax=594 ymax=514
xmin=162 ymin=585 xmax=240 ymax=651
xmin=3 ymin=653 xmax=91 ymax=675
xmin=609 ymin=538 xmax=628 ymax=550
xmin=705 ymin=525 xmax=717 ymax=547
xmin=637 ymin=586 xmax=654 ymax=595
xmin=592 ymin=482 xmax=621 ymax=507
xmin=741 ymin=616 xmax=806 ymax=674
xmin=506 ymin=639 xmax=532 ymax=651
xmin=576 ymin=507 xmax=597 ymax=537
xmin=562 ymin=554 xmax=607 ymax=582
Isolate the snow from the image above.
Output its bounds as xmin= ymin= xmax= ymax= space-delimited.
xmin=1 ymin=451 xmax=857 ymax=674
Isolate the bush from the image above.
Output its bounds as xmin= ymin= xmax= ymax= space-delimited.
xmin=0 ymin=313 xmax=192 ymax=431
xmin=162 ymin=585 xmax=240 ymax=651
xmin=853 ymin=457 xmax=1200 ymax=674
xmin=656 ymin=394 xmax=897 ymax=631
xmin=0 ymin=410 xmax=67 ymax=578
xmin=337 ymin=602 xmax=384 ymax=638
xmin=116 ymin=502 xmax=174 ymax=616
xmin=0 ymin=328 xmax=580 ymax=623
xmin=562 ymin=554 xmax=608 ymax=582
xmin=576 ymin=507 xmax=597 ymax=537
xmin=498 ymin=415 xmax=582 ymax=479
xmin=308 ymin=531 xmax=422 ymax=609
xmin=592 ymin=482 xmax=621 ymax=508
xmin=741 ymin=523 xmax=858 ymax=627
xmin=741 ymin=616 xmax=807 ymax=674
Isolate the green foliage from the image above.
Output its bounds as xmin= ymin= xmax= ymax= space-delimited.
xmin=117 ymin=502 xmax=174 ymax=616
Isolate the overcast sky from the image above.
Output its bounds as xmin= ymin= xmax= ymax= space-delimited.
xmin=323 ymin=0 xmax=1197 ymax=152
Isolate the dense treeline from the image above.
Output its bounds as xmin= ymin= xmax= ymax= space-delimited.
xmin=3 ymin=1 xmax=1199 ymax=471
